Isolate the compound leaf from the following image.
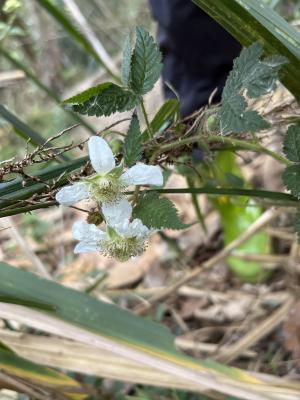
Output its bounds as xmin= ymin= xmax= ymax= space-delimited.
xmin=133 ymin=191 xmax=188 ymax=230
xmin=123 ymin=114 xmax=142 ymax=167
xmin=130 ymin=27 xmax=162 ymax=95
xmin=283 ymin=125 xmax=300 ymax=162
xmin=63 ymin=82 xmax=138 ymax=117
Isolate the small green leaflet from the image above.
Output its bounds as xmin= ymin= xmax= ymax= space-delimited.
xmin=63 ymin=82 xmax=138 ymax=117
xmin=219 ymin=42 xmax=286 ymax=134
xmin=282 ymin=125 xmax=300 ymax=198
xmin=123 ymin=114 xmax=143 ymax=167
xmin=130 ymin=27 xmax=162 ymax=95
xmin=283 ymin=125 xmax=300 ymax=162
xmin=282 ymin=164 xmax=300 ymax=198
xmin=133 ymin=191 xmax=188 ymax=230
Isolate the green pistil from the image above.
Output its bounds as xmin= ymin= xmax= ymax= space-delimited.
xmin=87 ymin=175 xmax=126 ymax=203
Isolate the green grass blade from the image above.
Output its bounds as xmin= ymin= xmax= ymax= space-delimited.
xmin=0 ymin=156 xmax=87 ymax=212
xmin=1 ymin=262 xmax=299 ymax=399
xmin=0 ymin=46 xmax=95 ymax=134
xmin=0 ymin=347 xmax=85 ymax=399
xmin=192 ymin=0 xmax=300 ymax=101
xmin=0 ymin=105 xmax=68 ymax=162
xmin=37 ymin=0 xmax=119 ymax=82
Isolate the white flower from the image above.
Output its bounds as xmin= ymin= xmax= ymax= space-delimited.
xmin=56 ymin=136 xmax=163 ymax=205
xmin=72 ymin=199 xmax=151 ymax=262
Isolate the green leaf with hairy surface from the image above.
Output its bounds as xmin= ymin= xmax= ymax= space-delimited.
xmin=219 ymin=43 xmax=283 ymax=134
xmin=122 ymin=34 xmax=132 ymax=87
xmin=133 ymin=191 xmax=188 ymax=230
xmin=223 ymin=43 xmax=286 ymax=100
xmin=283 ymin=125 xmax=300 ymax=162
xmin=63 ymin=82 xmax=138 ymax=117
xmin=219 ymin=94 xmax=269 ymax=134
xmin=282 ymin=164 xmax=300 ymax=198
xmin=192 ymin=0 xmax=300 ymax=102
xmin=130 ymin=27 xmax=162 ymax=95
xmin=123 ymin=114 xmax=142 ymax=167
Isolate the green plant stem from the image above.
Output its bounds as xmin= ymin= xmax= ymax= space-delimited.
xmin=140 ymin=100 xmax=153 ymax=140
xmin=143 ymin=187 xmax=297 ymax=204
xmin=150 ymin=134 xmax=292 ymax=166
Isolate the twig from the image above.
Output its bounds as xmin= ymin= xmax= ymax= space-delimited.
xmin=3 ymin=217 xmax=51 ymax=279
xmin=63 ymin=0 xmax=119 ymax=79
xmin=0 ymin=372 xmax=52 ymax=400
xmin=175 ymin=337 xmax=257 ymax=359
xmin=135 ymin=208 xmax=281 ymax=315
xmin=214 ymin=294 xmax=295 ymax=364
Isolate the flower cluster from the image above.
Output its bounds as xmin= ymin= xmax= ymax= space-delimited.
xmin=55 ymin=136 xmax=163 ymax=261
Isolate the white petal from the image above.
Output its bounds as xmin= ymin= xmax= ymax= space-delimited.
xmin=115 ymin=218 xmax=149 ymax=238
xmin=55 ymin=183 xmax=89 ymax=206
xmin=122 ymin=163 xmax=163 ymax=186
xmin=102 ymin=198 xmax=132 ymax=226
xmin=88 ymin=136 xmax=115 ymax=174
xmin=72 ymin=220 xmax=106 ymax=242
xmin=74 ymin=241 xmax=98 ymax=254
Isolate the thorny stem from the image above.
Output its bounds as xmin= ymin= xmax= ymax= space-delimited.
xmin=149 ymin=133 xmax=292 ymax=166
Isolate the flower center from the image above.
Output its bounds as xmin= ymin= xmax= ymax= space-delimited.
xmin=98 ymin=236 xmax=146 ymax=262
xmin=87 ymin=175 xmax=126 ymax=203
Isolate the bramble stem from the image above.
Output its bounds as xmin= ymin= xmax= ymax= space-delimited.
xmin=150 ymin=134 xmax=292 ymax=166
xmin=140 ymin=100 xmax=153 ymax=139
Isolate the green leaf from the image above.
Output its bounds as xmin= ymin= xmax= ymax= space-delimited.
xmin=122 ymin=34 xmax=132 ymax=87
xmin=219 ymin=42 xmax=283 ymax=134
xmin=147 ymin=99 xmax=179 ymax=136
xmin=0 ymin=347 xmax=84 ymax=399
xmin=130 ymin=27 xmax=162 ymax=95
xmin=123 ymin=114 xmax=142 ymax=167
xmin=224 ymin=43 xmax=286 ymax=99
xmin=1 ymin=262 xmax=300 ymax=399
xmin=219 ymin=93 xmax=269 ymax=134
xmin=283 ymin=125 xmax=300 ymax=162
xmin=63 ymin=82 xmax=138 ymax=117
xmin=133 ymin=191 xmax=188 ymax=230
xmin=282 ymin=164 xmax=300 ymax=198
xmin=192 ymin=0 xmax=300 ymax=102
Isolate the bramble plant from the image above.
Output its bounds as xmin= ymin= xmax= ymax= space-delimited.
xmin=2 ymin=13 xmax=300 ymax=399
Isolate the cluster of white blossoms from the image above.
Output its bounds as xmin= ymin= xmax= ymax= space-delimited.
xmin=55 ymin=136 xmax=163 ymax=261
